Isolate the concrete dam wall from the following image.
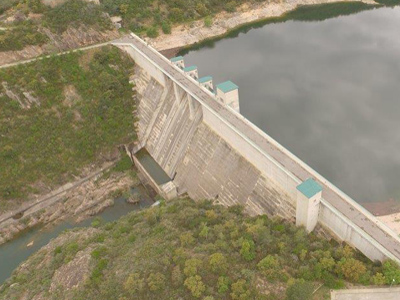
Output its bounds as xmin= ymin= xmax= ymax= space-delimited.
xmin=113 ymin=34 xmax=400 ymax=264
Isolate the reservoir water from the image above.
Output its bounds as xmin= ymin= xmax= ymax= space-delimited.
xmin=182 ymin=6 xmax=400 ymax=206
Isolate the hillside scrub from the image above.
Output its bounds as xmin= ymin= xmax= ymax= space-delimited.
xmin=2 ymin=0 xmax=399 ymax=52
xmin=1 ymin=198 xmax=399 ymax=300
xmin=0 ymin=46 xmax=136 ymax=212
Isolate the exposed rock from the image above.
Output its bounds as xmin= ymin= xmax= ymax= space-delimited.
xmin=41 ymin=0 xmax=100 ymax=8
xmin=49 ymin=247 xmax=92 ymax=292
xmin=1 ymin=82 xmax=40 ymax=109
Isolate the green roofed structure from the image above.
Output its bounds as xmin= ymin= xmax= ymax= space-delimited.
xmin=198 ymin=76 xmax=212 ymax=83
xmin=170 ymin=56 xmax=183 ymax=62
xmin=183 ymin=65 xmax=197 ymax=72
xmin=296 ymin=178 xmax=322 ymax=199
xmin=216 ymin=81 xmax=238 ymax=93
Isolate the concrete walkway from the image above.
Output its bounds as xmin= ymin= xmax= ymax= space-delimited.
xmin=331 ymin=287 xmax=400 ymax=300
xmin=112 ymin=34 xmax=400 ymax=262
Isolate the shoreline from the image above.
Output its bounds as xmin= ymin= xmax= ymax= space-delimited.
xmin=152 ymin=0 xmax=376 ymax=56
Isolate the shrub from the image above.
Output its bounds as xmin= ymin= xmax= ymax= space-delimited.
xmin=286 ymin=280 xmax=314 ymax=300
xmin=146 ymin=26 xmax=159 ymax=38
xmin=240 ymin=239 xmax=255 ymax=261
xmin=224 ymin=1 xmax=237 ymax=13
xmin=161 ymin=21 xmax=171 ymax=34
xmin=124 ymin=273 xmax=145 ymax=295
xmin=371 ymin=272 xmax=386 ymax=285
xmin=382 ymin=260 xmax=400 ymax=285
xmin=258 ymin=255 xmax=279 ymax=271
xmin=230 ymin=279 xmax=252 ymax=300
xmin=171 ymin=265 xmax=183 ymax=286
xmin=204 ymin=16 xmax=213 ymax=28
xmin=217 ymin=276 xmax=230 ymax=294
xmin=180 ymin=232 xmax=195 ymax=247
xmin=147 ymin=272 xmax=166 ymax=292
xmin=199 ymin=223 xmax=209 ymax=239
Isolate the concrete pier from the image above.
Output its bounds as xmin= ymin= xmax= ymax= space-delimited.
xmin=296 ymin=178 xmax=322 ymax=233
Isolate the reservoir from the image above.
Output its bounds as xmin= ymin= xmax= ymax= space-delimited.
xmin=181 ymin=5 xmax=400 ymax=207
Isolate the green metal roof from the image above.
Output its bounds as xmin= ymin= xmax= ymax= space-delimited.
xmin=170 ymin=56 xmax=183 ymax=62
xmin=296 ymin=178 xmax=322 ymax=199
xmin=184 ymin=65 xmax=197 ymax=72
xmin=216 ymin=81 xmax=238 ymax=93
xmin=198 ymin=76 xmax=212 ymax=83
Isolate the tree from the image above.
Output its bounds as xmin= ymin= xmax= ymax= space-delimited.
xmin=184 ymin=258 xmax=202 ymax=276
xmin=217 ymin=276 xmax=230 ymax=294
xmin=336 ymin=258 xmax=366 ymax=282
xmin=147 ymin=272 xmax=166 ymax=292
xmin=184 ymin=275 xmax=206 ymax=298
xmin=209 ymin=253 xmax=227 ymax=273
xmin=286 ymin=280 xmax=314 ymax=300
xmin=240 ymin=239 xmax=255 ymax=261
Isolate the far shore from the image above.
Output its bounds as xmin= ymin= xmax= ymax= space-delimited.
xmin=152 ymin=0 xmax=376 ymax=56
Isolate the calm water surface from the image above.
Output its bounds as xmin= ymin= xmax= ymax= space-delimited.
xmin=182 ymin=6 xmax=400 ymax=205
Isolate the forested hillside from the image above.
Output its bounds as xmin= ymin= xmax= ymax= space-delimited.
xmin=1 ymin=198 xmax=399 ymax=300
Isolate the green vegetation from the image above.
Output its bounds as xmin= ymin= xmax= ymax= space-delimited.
xmin=1 ymin=199 xmax=399 ymax=300
xmin=0 ymin=46 xmax=136 ymax=211
xmin=100 ymin=0 xmax=251 ymax=35
xmin=43 ymin=0 xmax=112 ymax=33
xmin=0 ymin=20 xmax=48 ymax=51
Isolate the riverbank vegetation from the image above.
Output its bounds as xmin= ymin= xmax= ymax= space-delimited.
xmin=0 ymin=198 xmax=399 ymax=300
xmin=0 ymin=46 xmax=136 ymax=212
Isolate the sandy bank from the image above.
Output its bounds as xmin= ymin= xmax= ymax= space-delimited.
xmin=378 ymin=213 xmax=400 ymax=236
xmin=152 ymin=0 xmax=376 ymax=54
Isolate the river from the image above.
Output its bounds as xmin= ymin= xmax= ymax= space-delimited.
xmin=0 ymin=186 xmax=153 ymax=285
xmin=181 ymin=5 xmax=400 ymax=207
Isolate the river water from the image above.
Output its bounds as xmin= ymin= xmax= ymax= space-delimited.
xmin=182 ymin=6 xmax=400 ymax=206
xmin=0 ymin=186 xmax=153 ymax=285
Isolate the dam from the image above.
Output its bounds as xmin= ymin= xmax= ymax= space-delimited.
xmin=112 ymin=34 xmax=400 ymax=263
